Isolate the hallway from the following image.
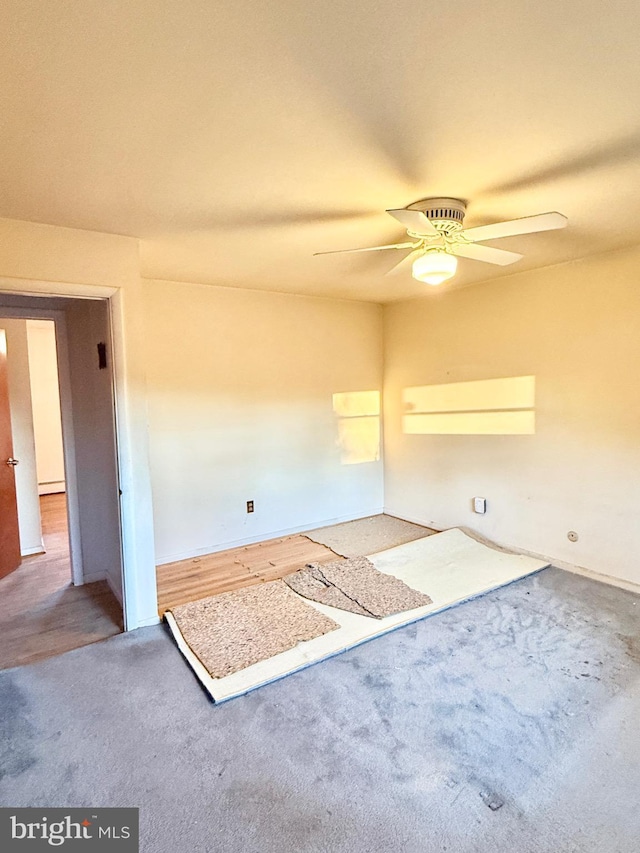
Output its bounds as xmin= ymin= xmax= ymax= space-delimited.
xmin=0 ymin=493 xmax=122 ymax=670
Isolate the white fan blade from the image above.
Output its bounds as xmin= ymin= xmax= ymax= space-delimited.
xmin=451 ymin=242 xmax=523 ymax=266
xmin=386 ymin=249 xmax=423 ymax=276
xmin=386 ymin=208 xmax=437 ymax=235
xmin=460 ymin=212 xmax=568 ymax=242
xmin=314 ymin=241 xmax=417 ymax=256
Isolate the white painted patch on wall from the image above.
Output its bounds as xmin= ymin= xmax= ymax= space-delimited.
xmin=333 ymin=390 xmax=381 ymax=465
xmin=403 ymin=376 xmax=536 ymax=435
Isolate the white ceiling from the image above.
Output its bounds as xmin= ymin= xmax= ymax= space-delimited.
xmin=2 ymin=0 xmax=640 ymax=302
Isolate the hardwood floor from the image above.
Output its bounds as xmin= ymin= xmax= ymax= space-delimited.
xmin=157 ymin=535 xmax=340 ymax=616
xmin=0 ymin=493 xmax=123 ymax=670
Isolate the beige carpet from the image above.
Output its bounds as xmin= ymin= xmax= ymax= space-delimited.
xmin=169 ymin=581 xmax=339 ymax=678
xmin=305 ymin=514 xmax=434 ymax=558
xmin=284 ymin=557 xmax=432 ymax=618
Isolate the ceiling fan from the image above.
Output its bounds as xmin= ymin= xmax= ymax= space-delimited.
xmin=314 ymin=198 xmax=568 ymax=285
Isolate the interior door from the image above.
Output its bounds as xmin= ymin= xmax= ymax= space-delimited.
xmin=0 ymin=329 xmax=21 ymax=579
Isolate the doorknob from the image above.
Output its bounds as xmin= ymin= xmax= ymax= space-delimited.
xmin=6 ymin=458 xmax=19 ymax=466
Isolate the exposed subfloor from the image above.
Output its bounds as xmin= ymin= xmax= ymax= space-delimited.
xmin=2 ymin=567 xmax=639 ymax=852
xmin=0 ymin=494 xmax=122 ymax=670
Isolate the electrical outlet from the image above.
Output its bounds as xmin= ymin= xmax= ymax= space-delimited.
xmin=246 ymin=500 xmax=254 ymax=513
xmin=473 ymin=497 xmax=487 ymax=514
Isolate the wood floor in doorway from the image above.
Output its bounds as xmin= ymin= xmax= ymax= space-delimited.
xmin=0 ymin=493 xmax=123 ymax=670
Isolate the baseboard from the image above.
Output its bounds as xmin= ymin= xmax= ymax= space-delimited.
xmin=515 ymin=551 xmax=640 ymax=595
xmin=77 ymin=570 xmax=106 ymax=585
xmin=383 ymin=507 xmax=640 ymax=596
xmin=155 ymin=507 xmax=385 ymax=566
xmin=38 ymin=481 xmax=66 ymax=495
xmin=383 ymin=509 xmax=444 ymax=531
xmin=21 ymin=544 xmax=45 ymax=556
xmin=106 ymin=573 xmax=123 ymax=604
xmin=135 ymin=614 xmax=162 ymax=628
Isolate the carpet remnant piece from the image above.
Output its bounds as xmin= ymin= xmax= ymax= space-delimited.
xmin=305 ymin=514 xmax=434 ymax=558
xmin=284 ymin=557 xmax=432 ymax=618
xmin=169 ymin=581 xmax=339 ymax=678
xmin=284 ymin=562 xmax=373 ymax=617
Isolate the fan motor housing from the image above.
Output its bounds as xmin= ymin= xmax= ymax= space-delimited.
xmin=408 ymin=197 xmax=467 ymax=233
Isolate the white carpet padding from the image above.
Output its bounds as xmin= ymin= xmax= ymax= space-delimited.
xmin=166 ymin=528 xmax=549 ymax=703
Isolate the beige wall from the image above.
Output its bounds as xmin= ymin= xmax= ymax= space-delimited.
xmin=383 ymin=245 xmax=640 ymax=587
xmin=0 ymin=217 xmax=139 ymax=288
xmin=142 ymin=280 xmax=384 ymax=563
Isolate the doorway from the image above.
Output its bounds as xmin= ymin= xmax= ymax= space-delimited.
xmin=0 ymin=298 xmax=125 ymax=668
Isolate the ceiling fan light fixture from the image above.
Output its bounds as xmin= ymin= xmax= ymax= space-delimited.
xmin=412 ymin=250 xmax=458 ymax=285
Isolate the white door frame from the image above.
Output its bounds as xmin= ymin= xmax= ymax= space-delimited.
xmin=0 ymin=279 xmax=159 ymax=631
xmin=54 ymin=310 xmax=84 ymax=586
xmin=0 ymin=305 xmax=84 ymax=584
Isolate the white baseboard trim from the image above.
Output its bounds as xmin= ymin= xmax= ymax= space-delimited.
xmin=21 ymin=544 xmax=45 ymax=556
xmin=76 ymin=570 xmax=106 ymax=585
xmin=518 ymin=552 xmax=640 ymax=595
xmin=383 ymin=508 xmax=640 ymax=596
xmin=155 ymin=507 xmax=385 ymax=566
xmin=106 ymin=573 xmax=123 ymax=604
xmin=383 ymin=509 xmax=444 ymax=531
xmin=136 ymin=614 xmax=162 ymax=628
xmin=38 ymin=481 xmax=66 ymax=495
